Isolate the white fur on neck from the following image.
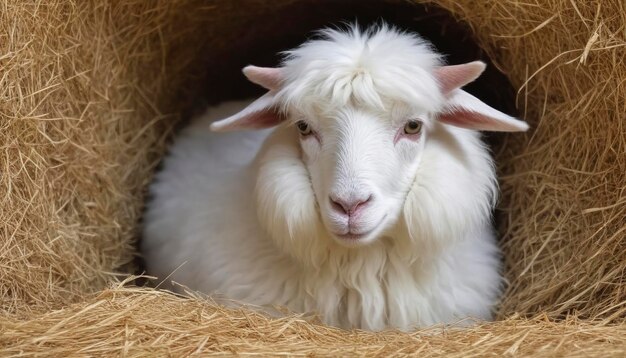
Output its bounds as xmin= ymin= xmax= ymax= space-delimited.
xmin=252 ymin=123 xmax=500 ymax=330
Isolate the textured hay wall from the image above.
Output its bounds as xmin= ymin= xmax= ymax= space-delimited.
xmin=0 ymin=0 xmax=624 ymax=355
xmin=449 ymin=1 xmax=626 ymax=320
xmin=0 ymin=0 xmax=273 ymax=316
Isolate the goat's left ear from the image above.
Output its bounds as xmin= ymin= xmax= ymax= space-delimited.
xmin=437 ymin=90 xmax=529 ymax=132
xmin=434 ymin=61 xmax=528 ymax=132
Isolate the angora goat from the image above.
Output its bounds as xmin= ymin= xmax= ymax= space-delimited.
xmin=142 ymin=25 xmax=529 ymax=331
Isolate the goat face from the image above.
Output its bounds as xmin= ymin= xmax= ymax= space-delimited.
xmin=210 ymin=25 xmax=528 ymax=248
xmin=293 ymin=101 xmax=432 ymax=246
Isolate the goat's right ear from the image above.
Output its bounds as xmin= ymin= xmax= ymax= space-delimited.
xmin=209 ymin=92 xmax=282 ymax=132
xmin=210 ymin=66 xmax=285 ymax=132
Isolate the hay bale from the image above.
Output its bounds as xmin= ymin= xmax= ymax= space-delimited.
xmin=0 ymin=0 xmax=624 ymax=355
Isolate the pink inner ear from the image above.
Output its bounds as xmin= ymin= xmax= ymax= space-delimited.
xmin=439 ymin=110 xmax=523 ymax=132
xmin=210 ymin=92 xmax=285 ymax=132
xmin=220 ymin=109 xmax=282 ymax=131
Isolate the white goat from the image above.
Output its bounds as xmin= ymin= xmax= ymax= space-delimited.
xmin=142 ymin=25 xmax=528 ymax=331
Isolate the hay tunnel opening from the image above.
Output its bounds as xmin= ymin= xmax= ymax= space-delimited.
xmin=135 ymin=0 xmax=518 ymax=314
xmin=175 ymin=0 xmax=517 ymax=119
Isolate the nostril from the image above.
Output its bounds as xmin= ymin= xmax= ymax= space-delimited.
xmin=329 ymin=194 xmax=373 ymax=216
xmin=330 ymin=196 xmax=348 ymax=215
xmin=354 ymin=195 xmax=373 ymax=212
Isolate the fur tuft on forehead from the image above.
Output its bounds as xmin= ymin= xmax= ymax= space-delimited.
xmin=275 ymin=24 xmax=445 ymax=116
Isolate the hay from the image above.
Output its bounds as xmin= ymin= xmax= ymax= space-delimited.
xmin=446 ymin=0 xmax=626 ymax=322
xmin=0 ymin=0 xmax=624 ymax=355
xmin=1 ymin=281 xmax=625 ymax=357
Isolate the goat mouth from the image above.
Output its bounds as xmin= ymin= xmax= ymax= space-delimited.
xmin=336 ymin=232 xmax=370 ymax=241
xmin=333 ymin=214 xmax=387 ymax=242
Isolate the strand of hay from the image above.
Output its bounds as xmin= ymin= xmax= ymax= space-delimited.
xmin=1 ymin=283 xmax=624 ymax=357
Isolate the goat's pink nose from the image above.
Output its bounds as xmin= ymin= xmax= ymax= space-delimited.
xmin=329 ymin=194 xmax=372 ymax=216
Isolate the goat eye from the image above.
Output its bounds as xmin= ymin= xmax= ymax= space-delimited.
xmin=404 ymin=120 xmax=422 ymax=135
xmin=296 ymin=120 xmax=312 ymax=136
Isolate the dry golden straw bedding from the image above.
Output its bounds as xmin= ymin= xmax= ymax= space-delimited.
xmin=1 ymin=281 xmax=625 ymax=357
xmin=0 ymin=0 xmax=624 ymax=356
